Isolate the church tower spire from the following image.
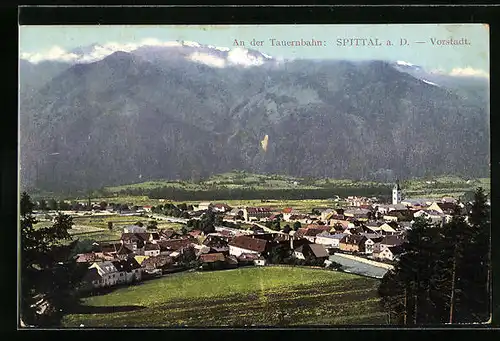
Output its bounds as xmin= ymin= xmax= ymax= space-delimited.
xmin=392 ymin=179 xmax=402 ymax=205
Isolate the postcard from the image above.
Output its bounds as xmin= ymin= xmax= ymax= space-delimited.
xmin=18 ymin=24 xmax=490 ymax=328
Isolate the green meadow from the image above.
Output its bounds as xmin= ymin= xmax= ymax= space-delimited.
xmin=62 ymin=266 xmax=386 ymax=327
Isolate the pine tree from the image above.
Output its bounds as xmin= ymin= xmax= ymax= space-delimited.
xmin=379 ymin=217 xmax=442 ymax=324
xmin=378 ymin=188 xmax=491 ymax=325
xmin=458 ymin=188 xmax=490 ymax=322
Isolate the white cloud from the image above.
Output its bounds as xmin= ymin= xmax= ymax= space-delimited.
xmin=449 ymin=67 xmax=489 ymax=78
xmin=140 ymin=38 xmax=181 ymax=48
xmin=21 ymin=45 xmax=79 ymax=64
xmin=160 ymin=41 xmax=183 ymax=47
xmin=22 ymin=39 xmax=188 ymax=64
xmin=187 ymin=52 xmax=226 ymax=68
xmin=20 ymin=39 xmax=274 ymax=68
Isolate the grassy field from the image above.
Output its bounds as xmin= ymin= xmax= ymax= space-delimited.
xmin=67 ymin=216 xmax=184 ymax=243
xmin=61 ymin=267 xmax=386 ymax=327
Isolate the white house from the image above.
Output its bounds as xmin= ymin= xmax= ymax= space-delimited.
xmin=144 ymin=243 xmax=161 ymax=257
xmin=314 ymin=232 xmax=344 ymax=249
xmin=243 ymin=207 xmax=273 ymax=222
xmin=111 ymin=258 xmax=143 ymax=283
xmin=282 ymin=208 xmax=301 ymax=221
xmin=364 ymin=237 xmax=383 ymax=254
xmin=413 ymin=210 xmax=445 ymax=226
xmin=89 ymin=261 xmax=119 ymax=287
xmin=293 ymin=243 xmax=329 ymax=260
xmin=228 ymin=235 xmax=268 ymax=258
xmin=377 ymin=245 xmax=404 ymax=261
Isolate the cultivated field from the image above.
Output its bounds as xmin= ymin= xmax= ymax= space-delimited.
xmin=68 ymin=216 xmax=184 ymax=243
xmin=61 ymin=267 xmax=386 ymax=327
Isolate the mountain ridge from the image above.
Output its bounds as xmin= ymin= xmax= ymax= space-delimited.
xmin=19 ymin=46 xmax=490 ymax=192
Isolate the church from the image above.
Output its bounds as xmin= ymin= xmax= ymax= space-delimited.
xmin=392 ymin=181 xmax=402 ymax=205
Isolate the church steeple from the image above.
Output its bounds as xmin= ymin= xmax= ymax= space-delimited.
xmin=392 ymin=179 xmax=402 ymax=205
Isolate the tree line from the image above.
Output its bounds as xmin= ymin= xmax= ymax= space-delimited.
xmin=378 ymin=187 xmax=490 ymax=324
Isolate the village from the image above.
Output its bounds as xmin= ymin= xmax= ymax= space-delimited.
xmin=33 ymin=182 xmax=472 ymax=293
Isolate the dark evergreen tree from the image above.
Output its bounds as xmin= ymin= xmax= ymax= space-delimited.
xmin=20 ymin=192 xmax=85 ymax=327
xmin=378 ymin=188 xmax=491 ymax=325
xmin=379 ymin=217 xmax=444 ymax=324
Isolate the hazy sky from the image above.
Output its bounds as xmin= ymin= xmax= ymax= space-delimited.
xmin=19 ymin=24 xmax=489 ymax=76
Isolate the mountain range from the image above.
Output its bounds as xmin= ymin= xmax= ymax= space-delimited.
xmin=19 ymin=41 xmax=490 ymax=192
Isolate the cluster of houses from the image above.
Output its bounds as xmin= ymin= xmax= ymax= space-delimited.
xmin=211 ymin=184 xmax=462 ymax=228
xmin=75 ymin=182 xmax=468 ymax=291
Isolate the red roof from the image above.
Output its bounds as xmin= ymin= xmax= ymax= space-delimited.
xmin=199 ymin=253 xmax=226 ymax=263
xmin=229 ymin=235 xmax=268 ymax=253
xmin=282 ymin=208 xmax=293 ymax=214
